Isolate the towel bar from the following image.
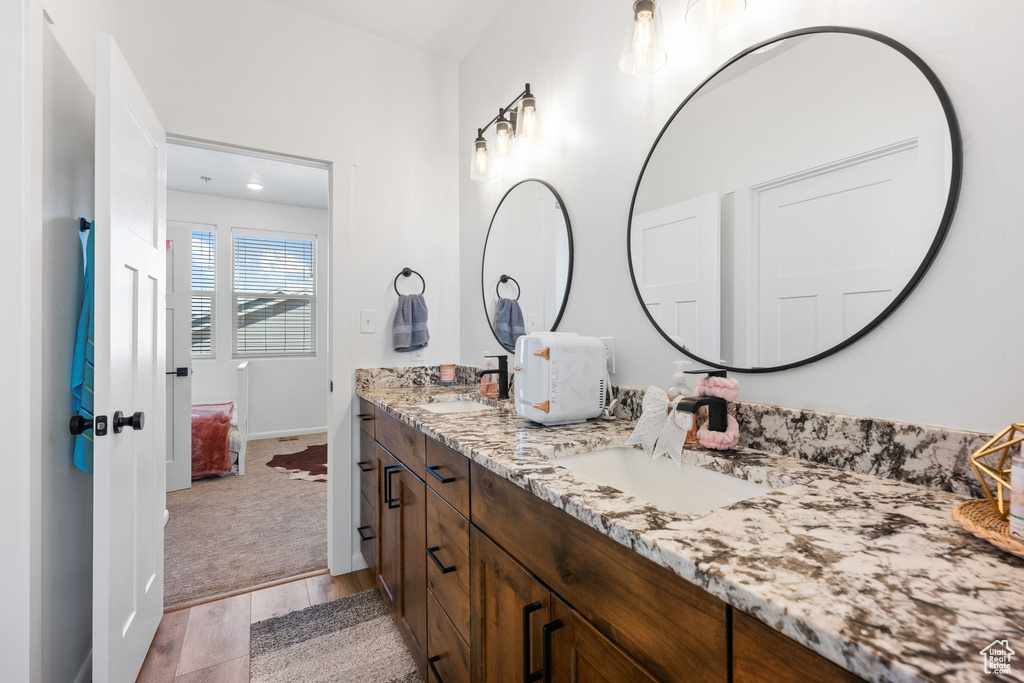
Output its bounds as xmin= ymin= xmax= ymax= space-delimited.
xmin=393 ymin=267 xmax=426 ymax=295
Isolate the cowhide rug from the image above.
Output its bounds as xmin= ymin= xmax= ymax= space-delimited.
xmin=266 ymin=443 xmax=328 ymax=482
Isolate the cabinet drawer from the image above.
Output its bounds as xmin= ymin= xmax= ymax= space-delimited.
xmin=376 ymin=410 xmax=426 ymax=479
xmin=733 ymin=611 xmax=862 ymax=683
xmin=471 ymin=462 xmax=728 ymax=683
xmin=427 ymin=488 xmax=470 ymax=641
xmin=427 ymin=591 xmax=470 ymax=683
xmin=356 ymin=398 xmax=376 ymax=438
xmin=425 ymin=437 xmax=470 ymax=518
xmin=358 ymin=489 xmax=376 ymax=573
xmin=358 ymin=429 xmax=377 ymax=509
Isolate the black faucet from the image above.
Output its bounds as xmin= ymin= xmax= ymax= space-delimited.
xmin=477 ymin=355 xmax=510 ymax=400
xmin=676 ymin=369 xmax=729 ymax=432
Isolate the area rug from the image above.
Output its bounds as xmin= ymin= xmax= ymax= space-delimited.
xmin=164 ymin=433 xmax=328 ymax=607
xmin=267 ymin=443 xmax=328 ymax=482
xmin=250 ymin=589 xmax=422 ymax=683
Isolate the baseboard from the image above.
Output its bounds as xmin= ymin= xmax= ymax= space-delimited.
xmin=73 ymin=650 xmax=92 ymax=683
xmin=247 ymin=426 xmax=328 ymax=440
xmin=351 ymin=552 xmax=369 ymax=572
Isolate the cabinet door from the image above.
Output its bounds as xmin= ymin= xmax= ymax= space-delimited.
xmin=377 ymin=445 xmax=401 ymax=613
xmin=471 ymin=526 xmax=550 ymax=683
xmin=358 ymin=429 xmax=376 ymax=509
xmin=548 ymin=597 xmax=659 ymax=683
xmin=732 ymin=611 xmax=862 ymax=683
xmin=398 ymin=465 xmax=428 ymax=665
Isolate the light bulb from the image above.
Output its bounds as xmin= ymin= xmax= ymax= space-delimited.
xmin=492 ymin=114 xmax=517 ymax=166
xmin=515 ymin=92 xmax=544 ymax=149
xmin=470 ymin=133 xmax=495 ymax=181
xmin=619 ymin=0 xmax=667 ymax=76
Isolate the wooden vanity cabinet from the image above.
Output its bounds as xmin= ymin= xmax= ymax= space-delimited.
xmin=733 ymin=611 xmax=862 ymax=683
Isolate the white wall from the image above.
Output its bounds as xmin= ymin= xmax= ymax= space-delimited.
xmin=459 ymin=0 xmax=1024 ymax=434
xmin=168 ymin=190 xmax=330 ymax=437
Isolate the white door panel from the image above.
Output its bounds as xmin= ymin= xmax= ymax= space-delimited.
xmin=165 ymin=224 xmax=193 ymax=492
xmin=94 ymin=33 xmax=166 ymax=682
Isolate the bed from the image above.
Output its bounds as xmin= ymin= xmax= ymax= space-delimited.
xmin=190 ymin=361 xmax=250 ymax=479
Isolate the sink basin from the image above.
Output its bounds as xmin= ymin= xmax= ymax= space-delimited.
xmin=415 ymin=400 xmax=494 ymax=414
xmin=555 ymin=447 xmax=772 ymax=516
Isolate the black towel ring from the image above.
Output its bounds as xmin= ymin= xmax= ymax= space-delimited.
xmin=394 ymin=267 xmax=426 ymax=296
xmin=496 ymin=274 xmax=521 ymax=301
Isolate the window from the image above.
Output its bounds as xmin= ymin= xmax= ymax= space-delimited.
xmin=233 ymin=233 xmax=316 ymax=357
xmin=191 ymin=231 xmax=215 ymax=356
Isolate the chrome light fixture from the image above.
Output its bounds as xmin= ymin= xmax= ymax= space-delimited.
xmin=619 ymin=0 xmax=667 ymax=77
xmin=469 ymin=83 xmax=544 ymax=182
xmin=685 ymin=0 xmax=746 ymax=30
xmin=470 ymin=129 xmax=496 ymax=181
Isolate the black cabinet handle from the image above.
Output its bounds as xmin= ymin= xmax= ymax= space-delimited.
xmin=426 ymin=465 xmax=456 ymax=484
xmin=427 ymin=655 xmax=444 ymax=682
xmin=426 ymin=546 xmax=456 ymax=574
xmin=357 ymin=413 xmax=374 ymax=421
xmin=356 ymin=525 xmax=374 ymax=542
xmin=523 ymin=601 xmax=543 ymax=683
xmin=356 ymin=460 xmax=374 ymax=472
xmin=384 ymin=465 xmax=401 ymax=509
xmin=542 ymin=619 xmax=564 ymax=682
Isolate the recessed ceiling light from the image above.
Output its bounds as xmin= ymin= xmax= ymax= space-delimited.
xmin=246 ymin=182 xmax=264 ymax=191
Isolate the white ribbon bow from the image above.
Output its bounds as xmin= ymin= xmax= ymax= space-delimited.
xmin=624 ymin=386 xmax=694 ymax=465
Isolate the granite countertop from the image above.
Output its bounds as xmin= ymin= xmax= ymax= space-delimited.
xmin=356 ymin=384 xmax=1024 ymax=683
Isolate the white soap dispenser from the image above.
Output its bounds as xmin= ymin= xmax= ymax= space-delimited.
xmin=667 ymin=360 xmax=692 ymax=400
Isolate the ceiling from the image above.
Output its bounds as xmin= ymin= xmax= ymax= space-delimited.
xmin=265 ymin=0 xmax=511 ymax=62
xmin=167 ymin=144 xmax=329 ymax=210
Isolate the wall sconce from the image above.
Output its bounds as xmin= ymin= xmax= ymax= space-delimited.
xmin=619 ymin=0 xmax=667 ymax=77
xmin=685 ymin=0 xmax=746 ymax=30
xmin=469 ymin=83 xmax=544 ymax=181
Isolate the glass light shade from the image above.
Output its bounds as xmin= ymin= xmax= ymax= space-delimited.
xmin=514 ymin=95 xmax=545 ymax=149
xmin=619 ymin=0 xmax=667 ymax=77
xmin=470 ymin=136 xmax=495 ymax=181
xmin=491 ymin=116 xmax=518 ymax=166
xmin=685 ymin=0 xmax=745 ymax=30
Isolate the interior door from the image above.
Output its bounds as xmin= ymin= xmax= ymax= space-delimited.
xmin=631 ymin=193 xmax=721 ymax=359
xmin=165 ymin=223 xmax=193 ymax=492
xmin=93 ymin=33 xmax=167 ymax=682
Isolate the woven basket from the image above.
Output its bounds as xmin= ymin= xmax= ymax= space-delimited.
xmin=953 ymin=499 xmax=1024 ymax=559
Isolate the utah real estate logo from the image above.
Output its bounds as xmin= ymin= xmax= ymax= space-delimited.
xmin=981 ymin=640 xmax=1014 ymax=675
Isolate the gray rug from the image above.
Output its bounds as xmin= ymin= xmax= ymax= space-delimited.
xmin=250 ymin=588 xmax=422 ymax=682
xmin=164 ymin=434 xmax=328 ymax=606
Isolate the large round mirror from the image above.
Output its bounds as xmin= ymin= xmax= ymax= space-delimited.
xmin=482 ymin=179 xmax=573 ymax=351
xmin=628 ymin=28 xmax=961 ymax=372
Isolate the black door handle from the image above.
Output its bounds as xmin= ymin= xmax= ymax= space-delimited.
xmin=426 ymin=655 xmax=444 ymax=682
xmin=426 ymin=546 xmax=456 ymax=574
xmin=113 ymin=410 xmax=145 ymax=434
xmin=166 ymin=367 xmax=189 ymax=377
xmin=384 ymin=465 xmax=401 ymax=509
xmin=357 ymin=525 xmax=374 ymax=542
xmin=426 ymin=465 xmax=456 ymax=484
xmin=523 ymin=601 xmax=543 ymax=683
xmin=542 ymin=619 xmax=564 ymax=682
xmin=69 ymin=415 xmax=93 ymax=435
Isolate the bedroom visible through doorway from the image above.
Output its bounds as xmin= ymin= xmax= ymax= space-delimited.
xmin=163 ymin=140 xmax=331 ymax=607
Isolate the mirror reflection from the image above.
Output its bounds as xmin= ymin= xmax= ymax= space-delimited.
xmin=630 ymin=31 xmax=959 ymax=370
xmin=482 ymin=180 xmax=573 ymax=351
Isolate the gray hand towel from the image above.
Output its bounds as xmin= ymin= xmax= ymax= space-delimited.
xmin=393 ymin=293 xmax=430 ymax=352
xmin=493 ymin=297 xmax=526 ymax=351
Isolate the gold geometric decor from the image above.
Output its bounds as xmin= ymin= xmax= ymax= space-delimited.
xmin=970 ymin=423 xmax=1024 ymax=519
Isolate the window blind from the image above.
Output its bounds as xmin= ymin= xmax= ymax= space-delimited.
xmin=232 ymin=234 xmax=316 ymax=356
xmin=191 ymin=231 xmax=215 ymax=355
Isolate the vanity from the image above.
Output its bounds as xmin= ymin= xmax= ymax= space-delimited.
xmin=353 ymin=376 xmax=1023 ymax=683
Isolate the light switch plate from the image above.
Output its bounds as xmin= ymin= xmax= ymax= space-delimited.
xmin=599 ymin=337 xmax=615 ymax=374
xmin=360 ymin=309 xmax=375 ymax=334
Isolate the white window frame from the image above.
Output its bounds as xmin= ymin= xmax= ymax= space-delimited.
xmin=231 ymin=227 xmax=317 ymax=359
xmin=191 ymin=229 xmax=216 ymax=359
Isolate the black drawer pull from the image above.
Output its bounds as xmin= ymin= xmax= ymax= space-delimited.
xmin=356 ymin=460 xmax=374 ymax=472
xmin=357 ymin=413 xmax=374 ymax=421
xmin=426 ymin=465 xmax=456 ymax=484
xmin=384 ymin=465 xmax=402 ymax=509
xmin=427 ymin=655 xmax=444 ymax=682
xmin=542 ymin=619 xmax=564 ymax=682
xmin=523 ymin=601 xmax=543 ymax=683
xmin=357 ymin=525 xmax=374 ymax=542
xmin=426 ymin=546 xmax=456 ymax=574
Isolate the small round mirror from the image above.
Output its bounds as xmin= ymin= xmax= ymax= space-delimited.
xmin=482 ymin=179 xmax=573 ymax=352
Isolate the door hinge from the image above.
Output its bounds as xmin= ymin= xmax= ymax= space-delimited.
xmin=95 ymin=415 xmax=108 ymax=437
xmin=329 ymin=380 xmax=333 ymax=392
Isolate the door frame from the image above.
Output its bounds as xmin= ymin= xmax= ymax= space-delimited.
xmin=162 ymin=106 xmax=358 ymax=575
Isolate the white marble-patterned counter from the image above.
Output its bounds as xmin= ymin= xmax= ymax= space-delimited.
xmin=356 ymin=384 xmax=1024 ymax=683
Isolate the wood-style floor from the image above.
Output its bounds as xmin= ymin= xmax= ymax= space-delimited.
xmin=137 ymin=568 xmax=376 ymax=682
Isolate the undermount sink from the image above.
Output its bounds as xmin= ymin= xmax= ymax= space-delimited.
xmin=415 ymin=399 xmax=494 ymax=414
xmin=555 ymin=447 xmax=773 ymax=517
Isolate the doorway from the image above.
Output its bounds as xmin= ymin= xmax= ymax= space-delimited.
xmin=163 ymin=140 xmax=333 ymax=608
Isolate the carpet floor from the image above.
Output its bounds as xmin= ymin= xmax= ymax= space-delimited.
xmin=250 ymin=589 xmax=422 ymax=683
xmin=164 ymin=433 xmax=328 ymax=607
